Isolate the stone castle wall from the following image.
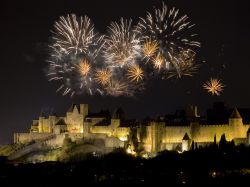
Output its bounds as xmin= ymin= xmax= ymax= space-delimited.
xmin=164 ymin=126 xmax=191 ymax=143
xmin=140 ymin=120 xmax=250 ymax=152
xmin=13 ymin=104 xmax=250 ymax=154
xmin=14 ymin=133 xmax=53 ymax=144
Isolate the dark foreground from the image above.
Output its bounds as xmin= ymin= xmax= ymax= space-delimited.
xmin=0 ymin=145 xmax=250 ymax=187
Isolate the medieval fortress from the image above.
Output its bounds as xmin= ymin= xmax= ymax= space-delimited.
xmin=13 ymin=103 xmax=250 ymax=156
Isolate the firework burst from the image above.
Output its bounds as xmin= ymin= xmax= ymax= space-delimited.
xmin=76 ymin=58 xmax=91 ymax=77
xmin=103 ymin=18 xmax=141 ymax=68
xmin=136 ymin=2 xmax=200 ymax=77
xmin=104 ymin=79 xmax=129 ymax=96
xmin=142 ymin=39 xmax=159 ymax=59
xmin=47 ymin=14 xmax=104 ymax=96
xmin=203 ymin=78 xmax=225 ymax=96
xmin=94 ymin=69 xmax=112 ymax=85
xmin=50 ymin=14 xmax=104 ymax=56
xmin=166 ymin=49 xmax=198 ymax=79
xmin=127 ymin=65 xmax=144 ymax=82
xmin=46 ymin=3 xmax=201 ymax=98
xmin=152 ymin=54 xmax=165 ymax=70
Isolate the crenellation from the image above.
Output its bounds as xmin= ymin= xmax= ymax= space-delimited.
xmin=13 ymin=104 xmax=250 ymax=155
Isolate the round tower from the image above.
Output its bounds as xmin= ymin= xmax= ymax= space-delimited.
xmin=182 ymin=133 xmax=191 ymax=152
xmin=229 ymin=108 xmax=244 ymax=139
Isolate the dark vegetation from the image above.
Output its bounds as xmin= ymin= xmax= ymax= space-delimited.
xmin=0 ymin=143 xmax=250 ymax=186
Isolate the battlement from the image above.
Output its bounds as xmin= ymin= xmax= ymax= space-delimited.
xmin=13 ymin=103 xmax=250 ymax=155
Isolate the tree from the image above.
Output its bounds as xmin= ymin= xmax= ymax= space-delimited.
xmin=219 ymin=134 xmax=227 ymax=150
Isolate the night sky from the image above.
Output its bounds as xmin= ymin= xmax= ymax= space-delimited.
xmin=1 ymin=0 xmax=250 ymax=144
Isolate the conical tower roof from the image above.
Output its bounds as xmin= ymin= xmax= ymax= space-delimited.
xmin=230 ymin=108 xmax=242 ymax=119
xmin=182 ymin=133 xmax=190 ymax=140
xmin=68 ymin=104 xmax=79 ymax=113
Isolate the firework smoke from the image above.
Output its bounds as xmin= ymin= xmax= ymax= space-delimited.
xmin=46 ymin=3 xmax=201 ymax=97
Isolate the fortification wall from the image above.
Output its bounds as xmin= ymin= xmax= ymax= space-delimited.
xmin=113 ymin=127 xmax=130 ymax=141
xmin=141 ymin=125 xmax=163 ymax=152
xmin=84 ymin=133 xmax=124 ymax=148
xmin=193 ymin=124 xmax=230 ymax=142
xmin=196 ymin=123 xmax=250 ymax=142
xmin=85 ymin=133 xmax=108 ymax=140
xmin=143 ymin=143 xmax=152 ymax=153
xmin=142 ymin=126 xmax=153 ymax=145
xmin=14 ymin=133 xmax=53 ymax=144
xmin=162 ymin=143 xmax=181 ymax=151
xmin=163 ymin=126 xmax=191 ymax=143
xmin=43 ymin=134 xmax=65 ymax=148
xmin=105 ymin=137 xmax=124 ymax=148
xmin=67 ymin=133 xmax=84 ymax=141
xmin=90 ymin=126 xmax=112 ymax=136
xmin=30 ymin=125 xmax=39 ymax=133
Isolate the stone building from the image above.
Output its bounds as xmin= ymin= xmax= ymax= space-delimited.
xmin=13 ymin=103 xmax=250 ymax=155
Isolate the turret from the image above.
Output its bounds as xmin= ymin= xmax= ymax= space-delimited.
xmin=49 ymin=115 xmax=57 ymax=132
xmin=182 ymin=133 xmax=191 ymax=152
xmin=38 ymin=116 xmax=45 ymax=133
xmin=67 ymin=104 xmax=80 ymax=114
xmin=186 ymin=105 xmax=200 ymax=121
xmin=229 ymin=108 xmax=244 ymax=138
xmin=80 ymin=104 xmax=88 ymax=118
xmin=230 ymin=108 xmax=242 ymax=120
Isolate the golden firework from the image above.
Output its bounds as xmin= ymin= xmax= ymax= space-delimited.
xmin=103 ymin=18 xmax=141 ymax=67
xmin=203 ymin=78 xmax=225 ymax=96
xmin=152 ymin=54 xmax=164 ymax=70
xmin=142 ymin=39 xmax=159 ymax=58
xmin=105 ymin=79 xmax=128 ymax=96
xmin=127 ymin=65 xmax=144 ymax=82
xmin=76 ymin=59 xmax=91 ymax=77
xmin=94 ymin=69 xmax=112 ymax=85
xmin=167 ymin=50 xmax=198 ymax=79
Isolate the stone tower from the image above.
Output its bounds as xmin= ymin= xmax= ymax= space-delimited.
xmin=186 ymin=105 xmax=200 ymax=121
xmin=229 ymin=108 xmax=244 ymax=139
xmin=80 ymin=104 xmax=88 ymax=118
xmin=66 ymin=104 xmax=88 ymax=133
xmin=182 ymin=133 xmax=191 ymax=152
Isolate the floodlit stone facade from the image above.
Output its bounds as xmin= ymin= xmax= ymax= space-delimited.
xmin=14 ymin=104 xmax=250 ymax=154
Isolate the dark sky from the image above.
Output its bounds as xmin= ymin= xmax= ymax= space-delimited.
xmin=1 ymin=0 xmax=250 ymax=144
